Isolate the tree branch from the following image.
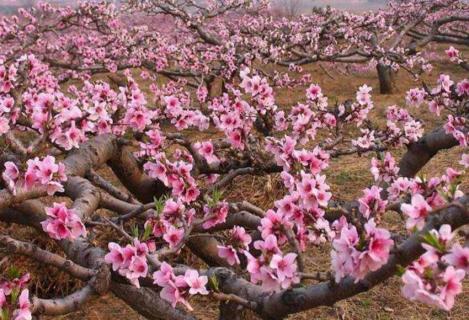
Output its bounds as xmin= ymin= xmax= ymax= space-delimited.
xmin=399 ymin=127 xmax=459 ymax=177
xmin=210 ymin=196 xmax=469 ymax=319
xmin=32 ymin=284 xmax=96 ymax=316
xmin=0 ymin=235 xmax=95 ymax=280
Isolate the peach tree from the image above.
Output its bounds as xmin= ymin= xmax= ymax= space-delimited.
xmin=0 ymin=1 xmax=468 ymax=320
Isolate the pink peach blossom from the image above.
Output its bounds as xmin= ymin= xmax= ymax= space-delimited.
xmin=401 ymin=194 xmax=433 ymax=230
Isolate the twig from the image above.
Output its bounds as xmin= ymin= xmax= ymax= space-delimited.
xmin=282 ymin=226 xmax=305 ymax=273
xmin=102 ymin=217 xmax=134 ymax=242
xmin=156 ymin=219 xmax=193 ymax=259
xmin=117 ymin=202 xmax=155 ymax=222
xmin=235 ymin=201 xmax=265 ymax=217
xmin=0 ymin=235 xmax=95 ymax=280
xmin=86 ymin=169 xmax=139 ymax=204
xmin=212 ymin=292 xmax=257 ymax=310
xmin=102 ymin=218 xmax=161 ymax=268
xmin=207 ymin=167 xmax=255 ymax=193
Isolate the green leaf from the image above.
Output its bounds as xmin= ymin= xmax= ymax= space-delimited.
xmin=395 ymin=264 xmax=406 ymax=277
xmin=7 ymin=266 xmax=20 ymax=280
xmin=421 ymin=232 xmax=445 ymax=253
xmin=209 ymin=275 xmax=219 ymax=292
xmin=10 ymin=287 xmax=19 ymax=305
xmin=437 ymin=189 xmax=450 ymax=203
xmin=357 ymin=233 xmax=367 ymax=251
xmin=377 ymin=151 xmax=384 ymax=161
xmin=209 ymin=189 xmax=224 ymax=207
xmin=142 ymin=223 xmax=152 ymax=241
xmin=447 ymin=182 xmax=461 ymax=200
xmin=153 ymin=195 xmax=168 ymax=215
xmin=423 ymin=268 xmax=434 ymax=279
xmin=131 ymin=224 xmax=139 ymax=239
xmin=1 ymin=308 xmax=9 ymax=320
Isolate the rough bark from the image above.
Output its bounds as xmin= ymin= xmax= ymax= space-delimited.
xmin=377 ymin=63 xmax=395 ymax=94
xmin=0 ymin=199 xmax=46 ymax=228
xmin=32 ymin=285 xmax=96 ymax=316
xmin=108 ymin=145 xmax=169 ymax=203
xmin=65 ymin=176 xmax=101 ymax=219
xmin=111 ymin=282 xmax=197 ymax=320
xmin=187 ymin=236 xmax=232 ymax=267
xmin=0 ymin=235 xmax=95 ymax=280
xmin=399 ymin=127 xmax=459 ymax=178
xmin=62 ymin=134 xmax=119 ymax=177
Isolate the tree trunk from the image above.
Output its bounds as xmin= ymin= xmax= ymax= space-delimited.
xmin=376 ymin=63 xmax=395 ymax=94
xmin=108 ymin=145 xmax=169 ymax=203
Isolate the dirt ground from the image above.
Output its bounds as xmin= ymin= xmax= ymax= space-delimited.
xmin=3 ymin=46 xmax=469 ymax=320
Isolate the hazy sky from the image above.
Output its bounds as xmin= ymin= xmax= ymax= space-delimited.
xmin=0 ymin=0 xmax=388 ymax=12
xmin=294 ymin=0 xmax=387 ymax=11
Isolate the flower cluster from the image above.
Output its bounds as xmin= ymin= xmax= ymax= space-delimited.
xmin=421 ymin=75 xmax=469 ymax=147
xmin=273 ymin=173 xmax=334 ymax=246
xmin=162 ymin=95 xmax=209 ymax=131
xmin=356 ymin=84 xmax=373 ymax=106
xmin=385 ymin=105 xmax=423 ymax=145
xmin=0 ymin=95 xmax=17 ymax=136
xmin=405 ymin=88 xmax=426 ymax=107
xmin=445 ymin=115 xmax=467 ymax=147
xmin=210 ymin=94 xmax=256 ymax=150
xmin=239 ymin=68 xmax=276 ymax=115
xmin=400 ymin=168 xmax=464 ymax=230
xmin=0 ymin=59 xmax=17 ymax=94
xmin=193 ymin=141 xmax=220 ymax=165
xmin=401 ymin=225 xmax=467 ymax=310
xmin=202 ymin=201 xmax=229 ymax=230
xmin=370 ymin=152 xmax=399 ymax=183
xmin=66 ymin=80 xmax=119 ymax=138
xmin=272 ymin=83 xmax=336 ymax=144
xmin=331 ymin=219 xmax=394 ymax=282
xmin=153 ymin=262 xmax=208 ymax=310
xmin=143 ymin=197 xmax=197 ymax=252
xmin=358 ymin=186 xmax=388 ymax=219
xmin=401 ymin=194 xmax=433 ymax=230
xmin=245 ymin=235 xmax=300 ymax=291
xmin=217 ymin=226 xmax=252 ymax=265
xmin=41 ymin=202 xmax=86 ymax=240
xmin=104 ymin=240 xmax=151 ymax=288
xmin=2 ymin=156 xmax=67 ymax=196
xmin=120 ymin=80 xmax=156 ymax=132
xmin=445 ymin=46 xmax=462 ymax=64
xmin=338 ymin=89 xmax=373 ymax=127
xmin=144 ymin=151 xmax=200 ymax=203
xmin=266 ymin=136 xmax=330 ymax=173
xmin=137 ymin=128 xmax=166 ymax=158
xmin=0 ymin=274 xmax=31 ymax=320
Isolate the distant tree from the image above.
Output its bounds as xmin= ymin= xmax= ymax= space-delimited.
xmin=276 ymin=0 xmax=303 ymax=17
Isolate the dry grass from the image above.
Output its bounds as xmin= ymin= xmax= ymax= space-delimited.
xmin=3 ymin=46 xmax=469 ymax=320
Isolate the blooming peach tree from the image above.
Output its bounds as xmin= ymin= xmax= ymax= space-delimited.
xmin=0 ymin=1 xmax=468 ymax=320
